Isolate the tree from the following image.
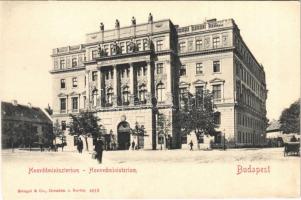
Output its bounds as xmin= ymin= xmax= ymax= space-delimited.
xmin=2 ymin=122 xmax=23 ymax=152
xmin=53 ymin=119 xmax=64 ymax=146
xmin=176 ymin=90 xmax=217 ymax=143
xmin=279 ymin=99 xmax=300 ymax=134
xmin=69 ymin=110 xmax=103 ymax=151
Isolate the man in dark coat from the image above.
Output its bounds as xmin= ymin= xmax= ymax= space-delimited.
xmin=189 ymin=140 xmax=193 ymax=151
xmin=77 ymin=137 xmax=83 ymax=153
xmin=94 ymin=138 xmax=104 ymax=163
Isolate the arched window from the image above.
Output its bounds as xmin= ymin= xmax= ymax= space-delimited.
xmin=156 ymin=83 xmax=165 ymax=103
xmin=138 ymin=84 xmax=147 ymax=104
xmin=106 ymin=88 xmax=113 ymax=105
xmin=122 ymin=86 xmax=130 ymax=105
xmin=92 ymin=89 xmax=98 ymax=107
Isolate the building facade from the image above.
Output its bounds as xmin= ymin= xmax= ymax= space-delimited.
xmin=1 ymin=101 xmax=53 ymax=149
xmin=50 ymin=15 xmax=267 ymax=150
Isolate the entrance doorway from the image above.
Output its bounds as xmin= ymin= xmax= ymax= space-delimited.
xmin=117 ymin=121 xmax=131 ymax=150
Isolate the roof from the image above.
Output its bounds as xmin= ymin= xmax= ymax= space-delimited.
xmin=266 ymin=120 xmax=281 ymax=132
xmin=1 ymin=101 xmax=52 ymax=124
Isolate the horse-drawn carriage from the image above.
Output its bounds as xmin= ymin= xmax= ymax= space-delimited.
xmin=284 ymin=142 xmax=300 ymax=156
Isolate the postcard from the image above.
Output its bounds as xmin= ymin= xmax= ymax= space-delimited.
xmin=1 ymin=1 xmax=300 ymax=199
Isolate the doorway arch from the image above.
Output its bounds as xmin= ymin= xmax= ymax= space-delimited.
xmin=117 ymin=121 xmax=131 ymax=150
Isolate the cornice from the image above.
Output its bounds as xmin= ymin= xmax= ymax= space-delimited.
xmin=49 ymin=66 xmax=85 ymax=74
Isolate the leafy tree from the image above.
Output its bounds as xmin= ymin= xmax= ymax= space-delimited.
xmin=176 ymin=90 xmax=217 ymax=143
xmin=2 ymin=122 xmax=23 ymax=152
xmin=69 ymin=110 xmax=103 ymax=151
xmin=53 ymin=119 xmax=62 ymax=145
xmin=279 ymin=99 xmax=300 ymax=134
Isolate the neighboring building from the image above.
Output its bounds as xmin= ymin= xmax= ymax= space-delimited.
xmin=266 ymin=120 xmax=300 ymax=146
xmin=1 ymin=101 xmax=53 ymax=149
xmin=50 ymin=14 xmax=267 ymax=150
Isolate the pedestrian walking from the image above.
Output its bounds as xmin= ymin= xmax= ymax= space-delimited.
xmin=189 ymin=140 xmax=193 ymax=151
xmin=77 ymin=137 xmax=83 ymax=153
xmin=94 ymin=138 xmax=104 ymax=163
xmin=131 ymin=140 xmax=135 ymax=150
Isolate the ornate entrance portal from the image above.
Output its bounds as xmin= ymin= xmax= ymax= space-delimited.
xmin=117 ymin=121 xmax=131 ymax=150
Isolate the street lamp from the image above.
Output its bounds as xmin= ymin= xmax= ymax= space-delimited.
xmin=135 ymin=121 xmax=140 ymax=149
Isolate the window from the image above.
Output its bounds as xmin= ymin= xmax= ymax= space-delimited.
xmin=92 ymin=71 xmax=97 ymax=81
xmin=126 ymin=42 xmax=131 ymax=53
xmin=106 ymin=88 xmax=113 ymax=105
xmin=60 ymin=98 xmax=66 ymax=112
xmin=72 ymin=58 xmax=77 ymax=67
xmin=188 ymin=41 xmax=193 ymax=52
xmin=214 ymin=112 xmax=221 ymax=125
xmin=137 ymin=67 xmax=142 ymax=77
xmin=198 ymin=134 xmax=204 ymax=143
xmin=110 ymin=45 xmax=115 ymax=55
xmin=83 ymin=96 xmax=86 ymax=108
xmin=179 ymin=42 xmax=186 ymax=53
xmin=156 ymin=40 xmax=163 ymax=51
xmin=61 ymin=121 xmax=66 ymax=131
xmin=104 ymin=45 xmax=109 ymax=55
xmin=92 ymin=50 xmax=98 ymax=59
xmin=212 ymin=84 xmax=222 ymax=101
xmin=138 ymin=84 xmax=147 ymax=104
xmin=60 ymin=79 xmax=65 ymax=89
xmin=195 ymin=86 xmax=204 ymax=107
xmin=72 ymin=97 xmax=78 ymax=111
xmin=122 ymin=86 xmax=130 ymax=105
xmin=143 ymin=39 xmax=148 ymax=50
xmin=60 ymin=59 xmax=65 ymax=69
xmin=179 ymin=87 xmax=187 ymax=107
xmin=157 ymin=63 xmax=163 ymax=74
xmin=196 ymin=63 xmax=203 ymax=75
xmin=196 ymin=40 xmax=202 ymax=51
xmin=72 ymin=77 xmax=78 ymax=87
xmin=213 ymin=37 xmax=220 ymax=48
xmin=213 ymin=61 xmax=220 ymax=73
xmin=120 ymin=43 xmax=125 ymax=54
xmin=156 ymin=83 xmax=165 ymax=102
xmin=143 ymin=66 xmax=147 ymax=76
xmin=92 ymin=89 xmax=98 ymax=107
xmin=180 ymin=65 xmax=186 ymax=76
xmin=238 ymin=132 xmax=241 ymax=143
xmin=136 ymin=40 xmax=141 ymax=51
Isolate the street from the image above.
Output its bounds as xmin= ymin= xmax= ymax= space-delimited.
xmin=1 ymin=148 xmax=300 ymax=199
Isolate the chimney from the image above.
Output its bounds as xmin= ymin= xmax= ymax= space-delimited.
xmin=12 ymin=100 xmax=18 ymax=106
xmin=28 ymin=103 xmax=32 ymax=108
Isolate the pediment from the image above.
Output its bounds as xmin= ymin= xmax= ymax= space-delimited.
xmin=193 ymin=79 xmax=207 ymax=85
xmin=209 ymin=78 xmax=225 ymax=83
xmin=57 ymin=93 xmax=67 ymax=97
xmin=179 ymin=81 xmax=190 ymax=87
xmin=69 ymin=91 xmax=79 ymax=96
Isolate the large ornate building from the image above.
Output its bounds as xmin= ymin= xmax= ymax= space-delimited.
xmin=50 ymin=14 xmax=267 ymax=150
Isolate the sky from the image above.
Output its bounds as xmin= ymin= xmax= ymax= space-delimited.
xmin=0 ymin=1 xmax=300 ymax=121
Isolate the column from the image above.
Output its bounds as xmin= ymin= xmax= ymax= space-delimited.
xmin=98 ymin=70 xmax=101 ymax=107
xmin=146 ymin=61 xmax=152 ymax=99
xmin=113 ymin=65 xmax=117 ymax=106
xmin=66 ymin=95 xmax=69 ymax=113
xmin=129 ymin=63 xmax=134 ymax=105
xmin=85 ymin=70 xmax=90 ymax=109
